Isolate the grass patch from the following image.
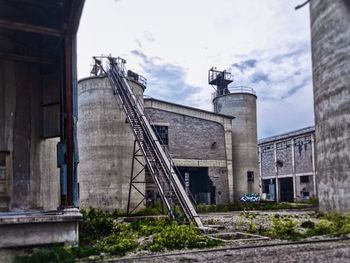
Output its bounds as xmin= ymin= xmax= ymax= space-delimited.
xmin=146 ymin=221 xmax=220 ymax=252
xmin=257 ymin=212 xmax=350 ymax=241
xmin=267 ymin=217 xmax=303 ymax=241
xmin=305 ymin=213 xmax=350 ymax=237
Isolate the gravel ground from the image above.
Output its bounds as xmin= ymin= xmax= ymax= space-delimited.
xmin=110 ymin=239 xmax=350 ymax=263
xmin=85 ymin=210 xmax=350 ymax=263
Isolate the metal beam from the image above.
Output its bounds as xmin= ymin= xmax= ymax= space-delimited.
xmin=0 ymin=52 xmax=57 ymax=64
xmin=0 ymin=19 xmax=64 ymax=37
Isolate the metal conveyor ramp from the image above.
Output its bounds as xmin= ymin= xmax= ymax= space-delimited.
xmin=91 ymin=55 xmax=203 ymax=228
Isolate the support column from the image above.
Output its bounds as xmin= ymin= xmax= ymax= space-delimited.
xmin=258 ymin=146 xmax=263 ymax=196
xmin=311 ymin=133 xmax=317 ymax=197
xmin=274 ymin=142 xmax=279 ymax=202
xmin=291 ymin=138 xmax=297 ymax=200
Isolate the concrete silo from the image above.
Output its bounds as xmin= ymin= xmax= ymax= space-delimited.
xmin=310 ymin=0 xmax=350 ymax=213
xmin=77 ymin=73 xmax=146 ymax=212
xmin=209 ymin=68 xmax=259 ymax=202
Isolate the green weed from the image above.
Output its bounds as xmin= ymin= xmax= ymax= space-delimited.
xmin=146 ymin=222 xmax=221 ymax=252
xmin=267 ymin=217 xmax=303 ymax=241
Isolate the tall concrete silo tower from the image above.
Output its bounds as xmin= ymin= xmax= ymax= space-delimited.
xmin=209 ymin=67 xmax=259 ymax=202
xmin=310 ymin=0 xmax=350 ymax=213
xmin=77 ymin=70 xmax=146 ymax=212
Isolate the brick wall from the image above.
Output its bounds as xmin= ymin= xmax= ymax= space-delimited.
xmin=276 ymin=141 xmax=293 ymax=175
xmin=261 ymin=144 xmax=275 ymax=177
xmin=294 ymin=135 xmax=313 ymax=174
xmin=145 ymin=108 xmax=226 ymax=160
xmin=260 ymin=133 xmax=314 ymax=177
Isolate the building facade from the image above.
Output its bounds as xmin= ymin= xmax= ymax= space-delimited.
xmin=259 ymin=126 xmax=316 ymax=202
xmin=77 ymin=73 xmax=260 ymax=210
xmin=0 ymin=0 xmax=84 ymax=249
xmin=144 ymin=98 xmax=234 ymax=205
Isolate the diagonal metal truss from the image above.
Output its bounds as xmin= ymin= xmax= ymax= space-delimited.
xmin=91 ymin=55 xmax=203 ymax=228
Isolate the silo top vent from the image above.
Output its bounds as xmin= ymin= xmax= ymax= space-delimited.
xmin=208 ymin=67 xmax=233 ymax=97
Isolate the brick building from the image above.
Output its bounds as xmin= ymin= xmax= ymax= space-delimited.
xmin=144 ymin=98 xmax=234 ymax=205
xmin=258 ymin=126 xmax=316 ymax=202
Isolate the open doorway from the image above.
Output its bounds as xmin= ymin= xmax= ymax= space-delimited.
xmin=279 ymin=177 xmax=294 ymax=202
xmin=177 ymin=167 xmax=215 ymax=204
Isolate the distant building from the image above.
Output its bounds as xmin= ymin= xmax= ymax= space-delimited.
xmin=258 ymin=126 xmax=316 ymax=202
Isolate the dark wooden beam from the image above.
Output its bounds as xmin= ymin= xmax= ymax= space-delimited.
xmin=66 ymin=0 xmax=85 ymax=34
xmin=0 ymin=19 xmax=64 ymax=37
xmin=64 ymin=34 xmax=74 ymax=207
xmin=0 ymin=52 xmax=58 ymax=64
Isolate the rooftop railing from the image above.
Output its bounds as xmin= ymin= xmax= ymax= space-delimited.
xmin=212 ymin=86 xmax=256 ymax=100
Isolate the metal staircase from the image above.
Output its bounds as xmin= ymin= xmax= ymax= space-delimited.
xmin=91 ymin=56 xmax=203 ymax=228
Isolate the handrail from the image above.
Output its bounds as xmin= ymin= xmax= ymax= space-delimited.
xmin=228 ymin=86 xmax=256 ymax=95
xmin=212 ymin=86 xmax=256 ymax=100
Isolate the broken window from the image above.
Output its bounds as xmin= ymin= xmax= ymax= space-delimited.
xmin=0 ymin=152 xmax=7 ymax=180
xmin=247 ymin=171 xmax=254 ymax=182
xmin=152 ymin=125 xmax=168 ymax=145
xmin=300 ymin=175 xmax=309 ymax=183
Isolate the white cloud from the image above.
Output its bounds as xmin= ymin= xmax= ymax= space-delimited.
xmin=77 ymin=0 xmax=314 ymax=139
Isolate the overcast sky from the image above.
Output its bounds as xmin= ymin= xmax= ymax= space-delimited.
xmin=77 ymin=0 xmax=314 ymax=139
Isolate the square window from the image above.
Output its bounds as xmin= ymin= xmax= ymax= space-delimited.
xmin=247 ymin=171 xmax=254 ymax=182
xmin=0 ymin=168 xmax=5 ymax=180
xmin=300 ymin=176 xmax=309 ymax=183
xmin=152 ymin=125 xmax=168 ymax=145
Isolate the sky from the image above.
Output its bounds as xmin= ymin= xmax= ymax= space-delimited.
xmin=77 ymin=0 xmax=314 ymax=139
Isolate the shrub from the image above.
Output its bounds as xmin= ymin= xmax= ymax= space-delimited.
xmin=79 ymin=208 xmax=115 ymax=246
xmin=306 ymin=213 xmax=350 ymax=237
xmin=300 ymin=220 xmax=315 ymax=229
xmin=268 ymin=218 xmax=302 ymax=241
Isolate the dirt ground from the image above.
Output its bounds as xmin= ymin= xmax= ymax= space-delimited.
xmin=119 ymin=239 xmax=350 ymax=263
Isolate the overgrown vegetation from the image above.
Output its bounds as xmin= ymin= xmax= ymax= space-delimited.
xmin=17 ymin=208 xmax=221 ymax=262
xmin=196 ymin=201 xmax=311 ymax=213
xmin=267 ymin=217 xmax=303 ymax=241
xmin=243 ymin=212 xmax=350 ymax=241
xmin=146 ymin=222 xmax=220 ymax=251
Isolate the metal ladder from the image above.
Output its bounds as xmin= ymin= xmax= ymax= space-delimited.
xmin=92 ymin=56 xmax=203 ymax=228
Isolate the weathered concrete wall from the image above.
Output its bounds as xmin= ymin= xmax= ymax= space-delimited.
xmin=310 ymin=0 xmax=350 ymax=213
xmin=295 ymin=175 xmax=315 ymax=200
xmin=0 ymin=60 xmax=60 ymax=211
xmin=213 ymin=93 xmax=259 ymax=201
xmin=77 ymin=76 xmax=145 ymax=212
xmin=0 ymin=209 xmax=81 ymax=248
xmin=208 ymin=167 xmax=230 ymax=204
